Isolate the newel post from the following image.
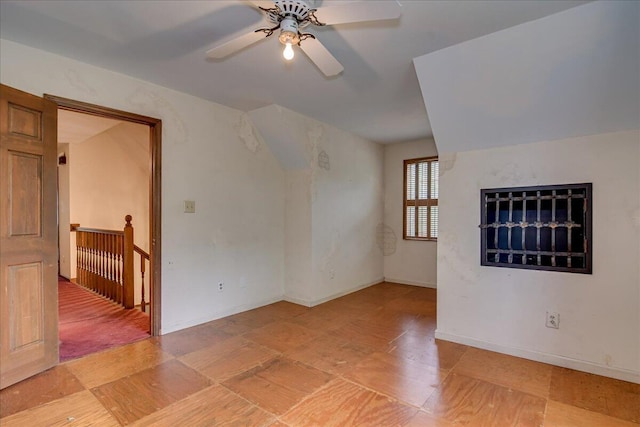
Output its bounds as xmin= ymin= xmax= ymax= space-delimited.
xmin=123 ymin=215 xmax=135 ymax=309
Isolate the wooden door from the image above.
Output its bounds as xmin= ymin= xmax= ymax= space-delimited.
xmin=0 ymin=84 xmax=58 ymax=389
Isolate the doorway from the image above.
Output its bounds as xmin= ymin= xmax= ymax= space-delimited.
xmin=46 ymin=95 xmax=162 ymax=337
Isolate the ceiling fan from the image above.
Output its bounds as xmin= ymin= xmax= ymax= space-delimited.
xmin=206 ymin=0 xmax=402 ymax=77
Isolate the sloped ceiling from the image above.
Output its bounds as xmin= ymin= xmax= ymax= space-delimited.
xmin=414 ymin=0 xmax=640 ymax=153
xmin=58 ymin=109 xmax=123 ymax=144
xmin=0 ymin=0 xmax=589 ymax=144
xmin=248 ymin=105 xmax=310 ymax=170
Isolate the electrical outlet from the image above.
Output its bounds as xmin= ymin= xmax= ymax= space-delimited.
xmin=218 ymin=282 xmax=224 ymax=292
xmin=546 ymin=311 xmax=560 ymax=329
xmin=184 ymin=200 xmax=196 ymax=213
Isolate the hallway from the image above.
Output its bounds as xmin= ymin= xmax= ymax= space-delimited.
xmin=58 ymin=277 xmax=150 ymax=361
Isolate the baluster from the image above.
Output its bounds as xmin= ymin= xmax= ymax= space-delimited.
xmin=88 ymin=233 xmax=93 ymax=292
xmin=100 ymin=234 xmax=109 ymax=293
xmin=140 ymin=252 xmax=146 ymax=313
xmin=97 ymin=233 xmax=103 ymax=297
xmin=93 ymin=233 xmax=98 ymax=294
xmin=108 ymin=234 xmax=113 ymax=300
xmin=116 ymin=235 xmax=122 ymax=304
xmin=76 ymin=232 xmax=82 ymax=285
xmin=82 ymin=232 xmax=87 ymax=286
xmin=81 ymin=232 xmax=86 ymax=286
xmin=93 ymin=233 xmax=98 ymax=293
xmin=123 ymin=215 xmax=134 ymax=309
xmin=81 ymin=232 xmax=86 ymax=285
xmin=113 ymin=235 xmax=118 ymax=300
xmin=103 ymin=233 xmax=109 ymax=301
xmin=102 ymin=233 xmax=108 ymax=300
xmin=110 ymin=236 xmax=115 ymax=300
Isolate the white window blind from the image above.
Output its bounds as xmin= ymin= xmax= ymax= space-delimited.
xmin=404 ymin=157 xmax=438 ymax=240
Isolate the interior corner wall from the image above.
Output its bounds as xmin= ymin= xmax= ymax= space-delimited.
xmin=57 ymin=142 xmax=71 ymax=279
xmin=310 ymin=122 xmax=385 ymax=304
xmin=68 ymin=121 xmax=150 ymax=305
xmin=436 ymin=130 xmax=640 ymax=383
xmin=284 ymin=169 xmax=313 ymax=304
xmin=383 ymin=138 xmax=438 ymax=287
xmin=264 ymin=107 xmax=384 ymax=306
xmin=0 ymin=39 xmax=286 ymax=334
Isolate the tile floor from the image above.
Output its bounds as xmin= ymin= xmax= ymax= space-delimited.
xmin=1 ymin=282 xmax=638 ymax=426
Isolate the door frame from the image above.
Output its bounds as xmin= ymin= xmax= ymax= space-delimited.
xmin=45 ymin=95 xmax=162 ymax=335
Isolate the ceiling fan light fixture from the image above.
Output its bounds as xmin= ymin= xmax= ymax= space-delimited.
xmin=278 ymin=17 xmax=299 ymax=61
xmin=283 ymin=42 xmax=294 ymax=60
xmin=278 ymin=17 xmax=300 ymax=45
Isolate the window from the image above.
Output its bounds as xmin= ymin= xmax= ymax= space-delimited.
xmin=404 ymin=157 xmax=438 ymax=240
xmin=480 ymin=183 xmax=592 ymax=274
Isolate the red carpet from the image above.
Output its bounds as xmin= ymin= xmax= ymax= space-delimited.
xmin=58 ymin=277 xmax=150 ymax=362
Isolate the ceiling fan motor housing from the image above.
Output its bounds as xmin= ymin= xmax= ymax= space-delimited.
xmin=279 ymin=17 xmax=300 ymax=45
xmin=269 ymin=0 xmax=314 ymax=47
xmin=267 ymin=0 xmax=312 ymax=44
xmin=270 ymin=0 xmax=313 ymax=24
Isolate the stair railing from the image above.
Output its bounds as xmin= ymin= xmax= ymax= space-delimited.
xmin=73 ymin=215 xmax=149 ymax=310
xmin=134 ymin=244 xmax=150 ymax=312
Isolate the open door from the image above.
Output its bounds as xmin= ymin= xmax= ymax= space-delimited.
xmin=1 ymin=84 xmax=58 ymax=389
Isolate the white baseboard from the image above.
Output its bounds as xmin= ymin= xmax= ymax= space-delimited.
xmin=383 ymin=277 xmax=437 ymax=289
xmin=435 ymin=330 xmax=640 ymax=384
xmin=284 ymin=277 xmax=384 ymax=307
xmin=162 ymin=278 xmax=386 ymax=334
xmin=282 ymin=295 xmax=313 ymax=307
xmin=160 ymin=295 xmax=283 ymax=335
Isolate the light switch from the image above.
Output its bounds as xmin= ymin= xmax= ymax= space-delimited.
xmin=184 ymin=200 xmax=196 ymax=213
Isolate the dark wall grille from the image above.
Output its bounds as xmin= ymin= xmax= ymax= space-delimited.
xmin=480 ymin=183 xmax=592 ymax=274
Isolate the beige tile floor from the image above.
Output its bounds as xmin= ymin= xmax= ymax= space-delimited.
xmin=1 ymin=282 xmax=638 ymax=426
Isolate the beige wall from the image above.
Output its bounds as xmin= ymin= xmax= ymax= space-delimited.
xmin=67 ymin=122 xmax=150 ymax=305
xmin=436 ymin=130 xmax=640 ymax=383
xmin=58 ymin=143 xmax=72 ymax=278
xmin=383 ymin=138 xmax=438 ymax=287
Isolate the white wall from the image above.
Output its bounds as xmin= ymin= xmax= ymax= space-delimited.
xmin=284 ymin=170 xmax=313 ymax=303
xmin=68 ymin=122 xmax=150 ymax=305
xmin=254 ymin=106 xmax=385 ymax=306
xmin=0 ymin=39 xmax=286 ymax=334
xmin=309 ymin=119 xmax=384 ymax=304
xmin=436 ymin=130 xmax=640 ymax=383
xmin=383 ymin=138 xmax=438 ymax=287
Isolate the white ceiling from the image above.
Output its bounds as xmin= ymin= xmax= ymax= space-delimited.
xmin=58 ymin=109 xmax=123 ymax=144
xmin=0 ymin=0 xmax=589 ymax=144
xmin=414 ymin=0 xmax=640 ymax=153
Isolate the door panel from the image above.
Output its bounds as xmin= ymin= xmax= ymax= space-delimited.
xmin=8 ymin=262 xmax=44 ymax=351
xmin=1 ymin=84 xmax=58 ymax=389
xmin=9 ymin=151 xmax=42 ymax=236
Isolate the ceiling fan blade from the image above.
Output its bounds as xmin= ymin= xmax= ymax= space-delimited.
xmin=313 ymin=1 xmax=401 ymax=26
xmin=299 ymin=37 xmax=343 ymax=77
xmin=206 ymin=30 xmax=267 ymax=59
xmin=246 ymin=0 xmax=274 ymax=9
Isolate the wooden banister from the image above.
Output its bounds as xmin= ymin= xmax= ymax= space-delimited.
xmin=72 ymin=215 xmax=149 ymax=312
xmin=134 ymin=244 xmax=150 ymax=312
xmin=123 ymin=215 xmax=134 ymax=309
xmin=75 ymin=225 xmax=124 ymax=305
